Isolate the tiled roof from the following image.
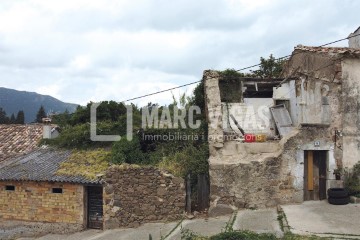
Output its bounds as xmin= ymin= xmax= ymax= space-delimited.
xmin=294 ymin=45 xmax=360 ymax=55
xmin=0 ymin=124 xmax=43 ymax=162
xmin=0 ymin=147 xmax=101 ymax=184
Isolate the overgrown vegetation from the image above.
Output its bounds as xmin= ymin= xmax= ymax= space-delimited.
xmin=218 ymin=54 xmax=285 ymax=80
xmin=344 ymin=161 xmax=360 ymax=197
xmin=56 ymin=149 xmax=111 ymax=179
xmin=217 ymin=55 xmax=285 ymax=103
xmin=250 ymin=54 xmax=286 ymax=79
xmin=43 ymin=82 xmax=209 ymax=179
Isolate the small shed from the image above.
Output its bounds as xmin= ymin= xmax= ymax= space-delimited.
xmin=0 ymin=148 xmax=104 ymax=231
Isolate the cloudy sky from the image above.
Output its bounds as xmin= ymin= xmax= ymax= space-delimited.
xmin=0 ymin=0 xmax=358 ymax=106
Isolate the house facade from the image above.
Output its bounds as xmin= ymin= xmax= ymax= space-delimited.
xmin=205 ymin=45 xmax=360 ymax=210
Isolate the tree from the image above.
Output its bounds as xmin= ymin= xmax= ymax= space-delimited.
xmin=251 ymin=54 xmax=285 ymax=78
xmin=0 ymin=108 xmax=9 ymax=124
xmin=10 ymin=113 xmax=16 ymax=123
xmin=16 ymin=110 xmax=25 ymax=124
xmin=36 ymin=105 xmax=47 ymax=123
xmin=52 ymin=109 xmax=71 ymax=126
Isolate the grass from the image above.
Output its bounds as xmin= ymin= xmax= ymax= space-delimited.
xmin=180 ymin=230 xmax=330 ymax=240
xmin=224 ymin=212 xmax=237 ymax=232
xmin=161 ymin=218 xmax=184 ymax=240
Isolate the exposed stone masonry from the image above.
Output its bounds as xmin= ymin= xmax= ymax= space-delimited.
xmin=103 ymin=165 xmax=185 ymax=229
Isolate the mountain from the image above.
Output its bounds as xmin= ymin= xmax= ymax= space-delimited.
xmin=0 ymin=87 xmax=78 ymax=123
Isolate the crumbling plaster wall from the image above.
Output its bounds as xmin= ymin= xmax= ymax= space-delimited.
xmin=282 ymin=50 xmax=342 ymax=127
xmin=341 ymin=58 xmax=360 ymax=168
xmin=205 ymin=50 xmax=346 ymax=209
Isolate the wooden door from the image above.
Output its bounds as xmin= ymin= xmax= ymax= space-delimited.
xmin=87 ymin=186 xmax=103 ymax=229
xmin=304 ymin=151 xmax=327 ymax=201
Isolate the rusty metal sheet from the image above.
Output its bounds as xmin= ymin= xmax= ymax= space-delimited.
xmin=270 ymin=104 xmax=295 ymax=137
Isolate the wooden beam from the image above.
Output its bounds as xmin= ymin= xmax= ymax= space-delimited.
xmin=308 ymin=151 xmax=314 ymax=191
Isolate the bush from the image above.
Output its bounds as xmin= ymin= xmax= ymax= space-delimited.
xmin=209 ymin=231 xmax=277 ymax=240
xmin=344 ymin=161 xmax=360 ymax=196
xmin=111 ymin=137 xmax=149 ymax=164
xmin=158 ymin=144 xmax=209 ymax=177
xmin=41 ymin=121 xmax=126 ymax=149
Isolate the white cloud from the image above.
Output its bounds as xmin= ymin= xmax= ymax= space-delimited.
xmin=0 ymin=0 xmax=359 ymax=107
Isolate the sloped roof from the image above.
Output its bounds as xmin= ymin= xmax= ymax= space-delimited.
xmin=352 ymin=26 xmax=360 ymax=34
xmin=294 ymin=45 xmax=360 ymax=55
xmin=0 ymin=147 xmax=101 ymax=184
xmin=0 ymin=124 xmax=43 ymax=162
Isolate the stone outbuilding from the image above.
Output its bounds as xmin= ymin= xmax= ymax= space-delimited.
xmin=0 ymin=147 xmax=186 ymax=234
xmin=205 ymin=45 xmax=360 ymax=210
xmin=0 ymin=148 xmax=103 ymax=232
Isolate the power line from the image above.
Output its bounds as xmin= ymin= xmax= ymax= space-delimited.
xmin=121 ymin=33 xmax=360 ymax=103
xmin=123 ymin=80 xmax=202 ymax=102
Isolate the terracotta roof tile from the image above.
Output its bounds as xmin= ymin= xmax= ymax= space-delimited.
xmin=0 ymin=124 xmax=43 ymax=162
xmin=294 ymin=45 xmax=360 ymax=55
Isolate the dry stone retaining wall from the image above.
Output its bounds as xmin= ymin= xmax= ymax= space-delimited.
xmin=103 ymin=165 xmax=185 ymax=229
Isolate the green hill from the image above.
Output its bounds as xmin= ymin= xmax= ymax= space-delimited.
xmin=0 ymin=87 xmax=78 ymax=123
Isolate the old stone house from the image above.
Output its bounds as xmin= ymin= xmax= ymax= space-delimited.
xmin=0 ymin=147 xmax=185 ymax=233
xmin=205 ymin=45 xmax=360 ymax=210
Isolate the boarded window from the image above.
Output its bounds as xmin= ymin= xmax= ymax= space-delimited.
xmin=270 ymin=104 xmax=295 ymax=137
xmin=5 ymin=185 xmax=15 ymax=191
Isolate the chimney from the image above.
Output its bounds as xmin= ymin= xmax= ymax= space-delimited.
xmin=349 ymin=26 xmax=360 ymax=48
xmin=42 ymin=117 xmax=52 ymax=139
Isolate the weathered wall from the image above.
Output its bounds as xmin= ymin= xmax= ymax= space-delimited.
xmin=282 ymin=50 xmax=342 ymax=127
xmin=204 ymin=70 xmax=224 ymax=152
xmin=342 ymin=58 xmax=360 ymax=168
xmin=210 ymin=127 xmax=339 ymax=209
xmin=0 ymin=181 xmax=84 ymax=230
xmin=103 ymin=165 xmax=185 ymax=229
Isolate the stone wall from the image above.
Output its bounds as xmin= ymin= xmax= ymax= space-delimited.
xmin=210 ymin=127 xmax=339 ymax=209
xmin=0 ymin=181 xmax=84 ymax=230
xmin=103 ymin=165 xmax=185 ymax=229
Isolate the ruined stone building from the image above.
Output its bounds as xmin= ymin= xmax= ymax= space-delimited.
xmin=205 ymin=45 xmax=360 ymax=210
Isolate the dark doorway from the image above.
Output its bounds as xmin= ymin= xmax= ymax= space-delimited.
xmin=87 ymin=186 xmax=103 ymax=229
xmin=304 ymin=150 xmax=327 ymax=201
